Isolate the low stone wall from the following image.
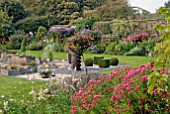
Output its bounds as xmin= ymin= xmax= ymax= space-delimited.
xmin=7 ymin=56 xmax=35 ymax=65
xmin=0 ymin=66 xmax=37 ymax=76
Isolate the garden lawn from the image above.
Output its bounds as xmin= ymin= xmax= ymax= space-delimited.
xmin=26 ymin=51 xmax=152 ymax=67
xmin=0 ymin=76 xmax=47 ymax=99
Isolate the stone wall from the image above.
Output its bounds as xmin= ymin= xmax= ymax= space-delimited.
xmin=7 ymin=56 xmax=35 ymax=65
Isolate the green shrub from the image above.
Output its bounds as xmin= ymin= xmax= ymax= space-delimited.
xmin=98 ymin=59 xmax=110 ymax=68
xmin=110 ymin=57 xmax=119 ymax=66
xmin=84 ymin=58 xmax=93 ymax=66
xmin=111 ymin=19 xmax=137 ymax=38
xmin=105 ymin=42 xmax=118 ymax=54
xmin=20 ymin=38 xmax=26 ymax=55
xmin=27 ymin=41 xmax=45 ymax=50
xmin=27 ymin=60 xmax=36 ymax=66
xmin=75 ymin=16 xmax=94 ymax=31
xmin=15 ymin=15 xmax=49 ymax=33
xmin=97 ymin=43 xmax=106 ymax=53
xmin=125 ymin=46 xmax=146 ymax=56
xmin=9 ymin=33 xmax=28 ymax=49
xmin=36 ymin=26 xmax=47 ymax=40
xmin=53 ymin=43 xmax=64 ymax=52
xmin=93 ymin=22 xmax=112 ymax=34
xmin=94 ymin=56 xmax=104 ymax=65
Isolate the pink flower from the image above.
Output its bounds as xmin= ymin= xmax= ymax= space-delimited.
xmin=134 ymin=85 xmax=140 ymax=91
xmin=111 ymin=95 xmax=116 ymax=101
xmin=72 ymin=106 xmax=78 ymax=114
xmin=127 ymin=100 xmax=131 ymax=107
xmin=152 ymin=88 xmax=158 ymax=95
xmin=142 ymin=75 xmax=148 ymax=83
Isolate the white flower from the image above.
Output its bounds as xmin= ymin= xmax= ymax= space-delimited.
xmin=0 ymin=109 xmax=2 ymax=113
xmin=1 ymin=95 xmax=4 ymax=98
xmin=9 ymin=99 xmax=13 ymax=102
xmin=4 ymin=101 xmax=8 ymax=110
xmin=29 ymin=90 xmax=35 ymax=95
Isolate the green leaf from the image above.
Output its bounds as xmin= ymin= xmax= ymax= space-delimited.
xmin=148 ymin=83 xmax=155 ymax=94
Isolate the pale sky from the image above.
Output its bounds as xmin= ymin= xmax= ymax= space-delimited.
xmin=129 ymin=0 xmax=169 ymax=13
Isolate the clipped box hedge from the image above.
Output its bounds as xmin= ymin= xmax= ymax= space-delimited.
xmin=98 ymin=59 xmax=110 ymax=68
xmin=110 ymin=57 xmax=119 ymax=66
xmin=94 ymin=56 xmax=104 ymax=65
xmin=84 ymin=58 xmax=93 ymax=66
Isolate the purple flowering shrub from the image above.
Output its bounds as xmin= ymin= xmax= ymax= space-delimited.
xmin=70 ymin=63 xmax=170 ymax=114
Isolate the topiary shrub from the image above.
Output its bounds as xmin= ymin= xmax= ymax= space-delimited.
xmin=110 ymin=57 xmax=119 ymax=66
xmin=84 ymin=58 xmax=93 ymax=66
xmin=94 ymin=56 xmax=104 ymax=65
xmin=98 ymin=59 xmax=110 ymax=68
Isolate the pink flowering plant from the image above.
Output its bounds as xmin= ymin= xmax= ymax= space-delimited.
xmin=127 ymin=32 xmax=149 ymax=42
xmin=70 ymin=63 xmax=170 ymax=114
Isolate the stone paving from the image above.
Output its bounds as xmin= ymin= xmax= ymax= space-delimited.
xmin=14 ymin=60 xmax=129 ymax=81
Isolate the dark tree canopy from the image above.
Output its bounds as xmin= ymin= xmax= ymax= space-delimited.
xmin=165 ymin=0 xmax=170 ymax=8
xmin=0 ymin=0 xmax=29 ymax=23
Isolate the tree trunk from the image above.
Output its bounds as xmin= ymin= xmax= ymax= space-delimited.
xmin=71 ymin=49 xmax=81 ymax=71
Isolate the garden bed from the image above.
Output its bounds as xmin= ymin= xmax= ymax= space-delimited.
xmin=0 ymin=66 xmax=37 ymax=76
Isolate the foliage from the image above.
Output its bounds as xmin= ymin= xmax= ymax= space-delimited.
xmin=0 ymin=8 xmax=13 ymax=39
xmin=8 ymin=32 xmax=28 ymax=49
xmin=93 ymin=0 xmax=134 ymax=21
xmin=93 ymin=56 xmax=104 ymax=65
xmin=148 ymin=7 xmax=170 ymax=94
xmin=52 ymin=43 xmax=65 ymax=52
xmin=84 ymin=58 xmax=93 ymax=66
xmin=36 ymin=26 xmax=47 ymax=40
xmin=0 ymin=90 xmax=72 ymax=114
xmin=98 ymin=59 xmax=110 ymax=68
xmin=66 ymin=33 xmax=94 ymax=54
xmin=165 ymin=0 xmax=170 ymax=8
xmin=110 ymin=57 xmax=119 ymax=66
xmin=125 ymin=46 xmax=146 ymax=56
xmin=27 ymin=60 xmax=36 ymax=66
xmin=56 ymin=2 xmax=80 ymax=25
xmin=44 ymin=44 xmax=54 ymax=61
xmin=111 ymin=19 xmax=138 ymax=38
xmin=27 ymin=41 xmax=45 ymax=51
xmin=75 ymin=16 xmax=95 ymax=31
xmin=104 ymin=41 xmax=118 ymax=55
xmin=96 ymin=43 xmax=106 ymax=53
xmin=70 ymin=64 xmax=170 ymax=114
xmin=15 ymin=15 xmax=49 ymax=33
xmin=20 ymin=38 xmax=26 ymax=55
xmin=0 ymin=0 xmax=29 ymax=23
xmin=93 ymin=22 xmax=112 ymax=34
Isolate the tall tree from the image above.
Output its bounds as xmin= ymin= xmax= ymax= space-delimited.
xmin=92 ymin=0 xmax=134 ymax=21
xmin=165 ymin=0 xmax=170 ymax=8
xmin=0 ymin=9 xmax=13 ymax=41
xmin=0 ymin=0 xmax=29 ymax=23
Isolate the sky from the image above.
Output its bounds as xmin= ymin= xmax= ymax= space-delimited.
xmin=129 ymin=0 xmax=169 ymax=13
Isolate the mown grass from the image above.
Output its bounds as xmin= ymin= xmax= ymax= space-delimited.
xmin=0 ymin=76 xmax=47 ymax=99
xmin=26 ymin=50 xmax=153 ymax=68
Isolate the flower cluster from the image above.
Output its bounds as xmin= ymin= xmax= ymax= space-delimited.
xmin=127 ymin=32 xmax=149 ymax=42
xmin=70 ymin=64 xmax=170 ymax=114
